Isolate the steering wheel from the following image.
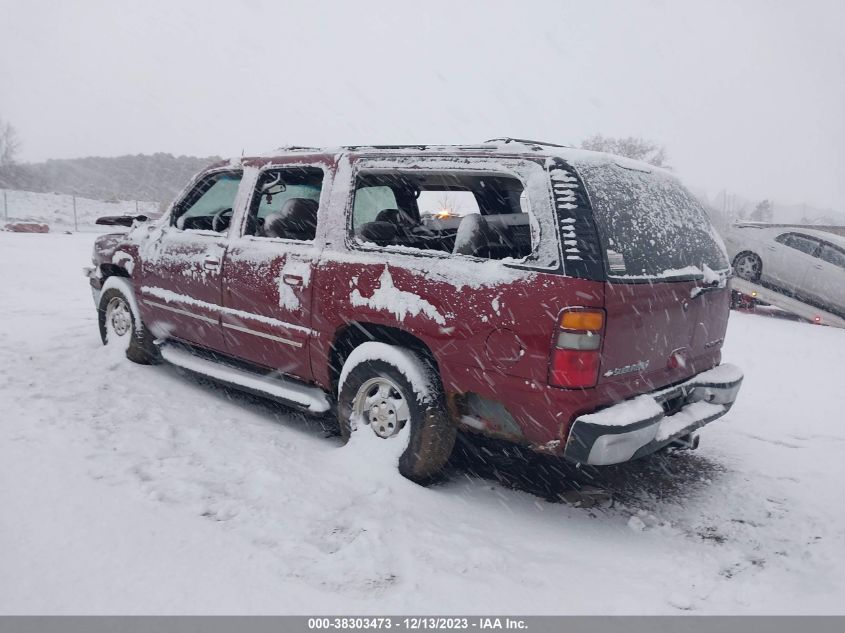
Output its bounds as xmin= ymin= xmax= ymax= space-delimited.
xmin=211 ymin=208 xmax=233 ymax=233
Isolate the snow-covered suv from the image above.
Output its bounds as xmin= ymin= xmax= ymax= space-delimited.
xmin=86 ymin=140 xmax=743 ymax=483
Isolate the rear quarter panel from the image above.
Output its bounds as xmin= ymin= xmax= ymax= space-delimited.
xmin=310 ymin=246 xmax=609 ymax=444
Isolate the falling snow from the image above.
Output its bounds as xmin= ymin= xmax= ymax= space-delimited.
xmin=1 ymin=231 xmax=844 ymax=614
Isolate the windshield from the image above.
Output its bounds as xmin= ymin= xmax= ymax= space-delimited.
xmin=576 ymin=162 xmax=729 ymax=281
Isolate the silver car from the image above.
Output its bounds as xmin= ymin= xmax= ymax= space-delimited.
xmin=723 ymin=225 xmax=845 ymax=317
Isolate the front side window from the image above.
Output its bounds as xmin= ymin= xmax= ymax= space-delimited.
xmin=173 ymin=171 xmax=242 ymax=232
xmin=349 ymin=168 xmax=535 ymax=261
xmin=244 ymin=167 xmax=324 ymax=241
xmin=818 ymin=243 xmax=845 ymax=269
xmin=776 ymin=233 xmax=820 ymax=256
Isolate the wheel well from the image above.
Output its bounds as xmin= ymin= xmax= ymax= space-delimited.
xmin=328 ymin=322 xmax=439 ymax=395
xmin=99 ymin=263 xmax=131 ymax=279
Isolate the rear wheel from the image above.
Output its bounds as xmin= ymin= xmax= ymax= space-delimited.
xmin=98 ymin=285 xmax=159 ymax=364
xmin=733 ymin=252 xmax=762 ymax=282
xmin=337 ymin=343 xmax=456 ymax=485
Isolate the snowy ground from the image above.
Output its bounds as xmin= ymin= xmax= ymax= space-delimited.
xmin=1 ymin=231 xmax=844 ymax=615
xmin=1 ymin=188 xmax=158 ymax=231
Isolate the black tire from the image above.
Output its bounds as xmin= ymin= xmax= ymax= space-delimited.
xmin=732 ymin=252 xmax=762 ymax=282
xmin=97 ymin=285 xmax=159 ymax=365
xmin=338 ymin=349 xmax=456 ymax=485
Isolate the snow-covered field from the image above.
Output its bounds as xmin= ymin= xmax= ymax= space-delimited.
xmin=1 ymin=188 xmax=158 ymax=230
xmin=1 ymin=231 xmax=844 ymax=615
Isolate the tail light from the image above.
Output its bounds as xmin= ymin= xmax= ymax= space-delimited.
xmin=549 ymin=308 xmax=605 ymax=388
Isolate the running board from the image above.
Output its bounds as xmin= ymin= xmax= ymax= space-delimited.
xmin=160 ymin=344 xmax=331 ymax=413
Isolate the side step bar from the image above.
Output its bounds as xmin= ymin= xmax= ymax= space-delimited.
xmin=160 ymin=344 xmax=331 ymax=413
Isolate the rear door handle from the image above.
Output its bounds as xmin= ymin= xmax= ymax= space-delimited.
xmin=283 ymin=274 xmax=303 ymax=287
xmin=814 ymin=264 xmax=824 ymax=270
xmin=203 ymin=255 xmax=221 ymax=271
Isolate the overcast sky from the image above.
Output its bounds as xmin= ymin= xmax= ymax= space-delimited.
xmin=1 ymin=0 xmax=843 ymax=209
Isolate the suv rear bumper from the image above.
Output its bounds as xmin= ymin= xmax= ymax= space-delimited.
xmin=563 ymin=363 xmax=743 ymax=465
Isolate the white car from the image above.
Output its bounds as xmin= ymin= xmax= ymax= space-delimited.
xmin=723 ymin=225 xmax=845 ymax=317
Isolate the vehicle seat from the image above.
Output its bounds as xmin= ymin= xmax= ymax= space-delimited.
xmin=373 ymin=207 xmax=422 ymax=247
xmin=375 ymin=208 xmax=400 ymax=224
xmin=375 ymin=207 xmax=419 ymax=226
xmin=453 ymin=214 xmax=511 ymax=259
xmin=264 ymin=198 xmax=318 ymax=240
xmin=357 ymin=221 xmax=398 ymax=246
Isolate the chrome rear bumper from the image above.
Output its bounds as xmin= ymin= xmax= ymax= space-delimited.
xmin=563 ymin=363 xmax=743 ymax=465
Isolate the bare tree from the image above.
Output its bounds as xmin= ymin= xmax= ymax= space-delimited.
xmin=0 ymin=118 xmax=21 ymax=167
xmin=435 ymin=192 xmax=464 ymax=215
xmin=580 ymin=134 xmax=668 ymax=168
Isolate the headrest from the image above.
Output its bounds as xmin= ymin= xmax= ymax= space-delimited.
xmin=265 ymin=198 xmax=318 ymax=239
xmin=453 ymin=213 xmax=492 ymax=255
xmin=375 ymin=208 xmax=400 ymax=223
xmin=375 ymin=208 xmax=417 ymax=226
xmin=357 ymin=221 xmax=398 ymax=246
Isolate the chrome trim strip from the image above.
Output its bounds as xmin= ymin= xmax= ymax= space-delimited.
xmin=220 ymin=306 xmax=314 ymax=336
xmin=143 ymin=300 xmax=219 ymax=325
xmin=140 ymin=286 xmax=315 ymax=337
xmin=221 ymin=322 xmax=303 ymax=348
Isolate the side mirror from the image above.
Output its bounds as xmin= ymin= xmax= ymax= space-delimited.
xmin=95 ymin=215 xmax=150 ymax=227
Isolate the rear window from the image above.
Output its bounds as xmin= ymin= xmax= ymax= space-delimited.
xmin=576 ymin=162 xmax=729 ymax=281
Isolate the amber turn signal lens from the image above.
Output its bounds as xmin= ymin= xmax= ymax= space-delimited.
xmin=560 ymin=310 xmax=604 ymax=331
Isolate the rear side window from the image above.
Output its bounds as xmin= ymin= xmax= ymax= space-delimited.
xmin=776 ymin=232 xmax=820 ymax=256
xmin=244 ymin=167 xmax=323 ymax=241
xmin=575 ymin=162 xmax=729 ymax=281
xmin=349 ymin=169 xmax=536 ymax=261
xmin=818 ymin=243 xmax=845 ymax=269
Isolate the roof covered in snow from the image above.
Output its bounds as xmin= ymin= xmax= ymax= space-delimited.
xmin=732 ymin=223 xmax=845 ymax=248
xmin=214 ymin=139 xmax=668 ymax=177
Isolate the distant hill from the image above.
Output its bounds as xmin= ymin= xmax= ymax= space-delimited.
xmin=0 ymin=153 xmax=220 ymax=207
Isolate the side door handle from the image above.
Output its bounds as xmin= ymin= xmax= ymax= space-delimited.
xmin=814 ymin=264 xmax=824 ymax=270
xmin=203 ymin=255 xmax=221 ymax=271
xmin=283 ymin=274 xmax=303 ymax=287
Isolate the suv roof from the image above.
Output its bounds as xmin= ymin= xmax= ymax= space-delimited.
xmin=213 ymin=140 xmax=666 ymax=176
xmin=264 ymin=138 xmax=567 ymax=153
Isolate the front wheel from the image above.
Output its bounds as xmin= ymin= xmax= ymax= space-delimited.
xmin=337 ymin=343 xmax=456 ymax=485
xmin=97 ymin=282 xmax=159 ymax=364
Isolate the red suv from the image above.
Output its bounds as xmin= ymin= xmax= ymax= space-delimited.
xmin=87 ymin=140 xmax=743 ymax=484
